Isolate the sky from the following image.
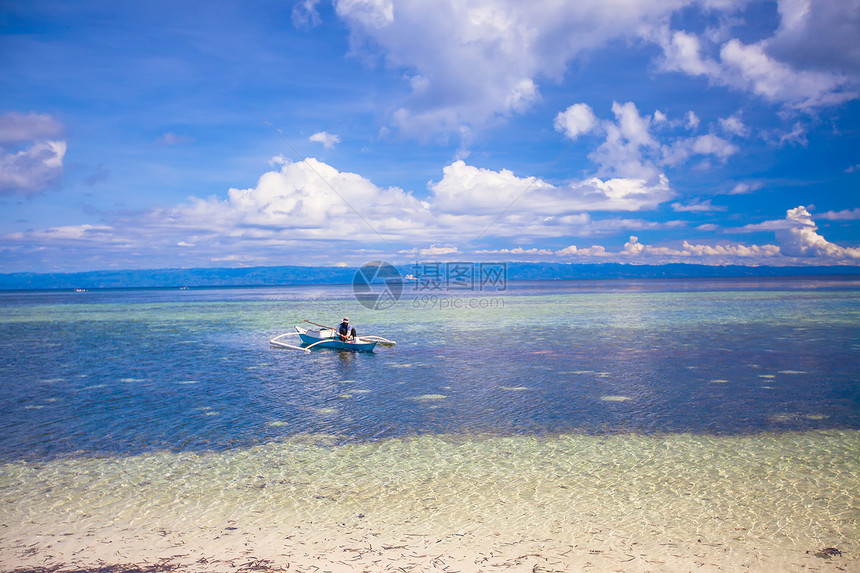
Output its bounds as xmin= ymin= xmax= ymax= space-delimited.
xmin=1 ymin=0 xmax=859 ymax=272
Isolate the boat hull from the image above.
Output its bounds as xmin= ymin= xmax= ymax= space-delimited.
xmin=296 ymin=327 xmax=377 ymax=352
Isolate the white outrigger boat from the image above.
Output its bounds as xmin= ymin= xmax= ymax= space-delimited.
xmin=270 ymin=320 xmax=396 ymax=353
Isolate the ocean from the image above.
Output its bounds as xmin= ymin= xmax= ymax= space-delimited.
xmin=0 ymin=277 xmax=858 ymax=571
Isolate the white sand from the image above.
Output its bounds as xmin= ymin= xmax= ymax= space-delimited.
xmin=2 ymin=519 xmax=855 ymax=572
xmin=1 ymin=431 xmax=857 ymax=572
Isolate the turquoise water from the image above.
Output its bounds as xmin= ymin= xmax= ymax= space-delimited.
xmin=0 ymin=278 xmax=858 ymax=569
xmin=0 ymin=281 xmax=860 ymax=459
xmin=0 ymin=279 xmax=858 ymax=460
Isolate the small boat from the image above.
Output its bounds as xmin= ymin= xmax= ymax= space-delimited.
xmin=270 ymin=321 xmax=396 ymax=353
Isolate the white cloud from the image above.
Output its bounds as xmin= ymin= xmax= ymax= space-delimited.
xmin=579 ymin=102 xmax=738 ymax=183
xmin=622 ymin=235 xmax=646 ymax=255
xmin=269 ymin=154 xmax=290 ymax=167
xmin=777 ymin=122 xmax=808 ymax=146
xmin=846 ymin=163 xmax=860 ymax=173
xmin=5 ymin=224 xmax=116 ymax=244
xmin=419 ymin=245 xmax=459 ymax=256
xmin=776 ymin=205 xmax=860 ymax=258
xmin=554 ymin=103 xmax=598 ymax=140
xmin=672 ymin=199 xmax=725 ymax=212
xmin=651 ymin=3 xmax=860 ymax=111
xmin=337 ymin=0 xmax=395 ymax=29
xmin=656 ymin=29 xmax=721 ymax=78
xmin=309 ymin=131 xmax=341 ymax=149
xmin=0 ymin=112 xmax=67 ymax=195
xmin=719 ymin=39 xmax=857 ymax=108
xmin=617 ymin=234 xmax=783 ymax=260
xmin=292 ymin=0 xmax=323 ymax=27
xmin=661 ymin=134 xmax=738 ymax=166
xmin=478 ymin=246 xmax=555 ymax=256
xmin=157 ymin=157 xmax=430 ymax=242
xmin=719 ymin=113 xmax=749 ymax=137
xmin=680 ymin=241 xmax=782 ymax=258
xmin=731 ymin=205 xmax=860 ymax=259
xmin=727 ymin=181 xmax=761 ymax=195
xmin=430 ymin=160 xmax=674 ymax=219
xmin=691 ymin=134 xmax=738 ymax=159
xmin=767 ymin=0 xmax=860 ymax=78
xmin=4 ymin=152 xmax=682 ymax=269
xmin=590 ymin=102 xmax=660 ymax=180
xmin=0 ymin=139 xmax=67 ymax=195
xmin=555 ymin=244 xmax=607 ymax=257
xmin=685 ymin=111 xmax=700 ymax=130
xmin=326 ymin=0 xmax=859 ymax=146
xmin=818 ymin=208 xmax=860 ymax=220
xmin=334 ymin=0 xmax=688 ymax=140
xmin=332 ymin=0 xmax=858 ymax=148
xmin=125 ymin=155 xmax=675 ymax=261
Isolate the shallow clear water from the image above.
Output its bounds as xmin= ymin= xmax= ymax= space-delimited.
xmin=0 ymin=279 xmax=858 ymax=460
xmin=1 ymin=278 xmax=859 ymax=568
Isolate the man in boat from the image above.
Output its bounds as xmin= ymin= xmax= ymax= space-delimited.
xmin=337 ymin=317 xmax=357 ymax=342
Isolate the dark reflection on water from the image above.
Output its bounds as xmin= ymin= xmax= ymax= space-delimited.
xmin=0 ymin=280 xmax=858 ymax=461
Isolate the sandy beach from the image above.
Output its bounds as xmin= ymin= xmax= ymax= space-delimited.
xmin=1 ymin=517 xmax=856 ymax=572
xmin=2 ymin=432 xmax=857 ymax=573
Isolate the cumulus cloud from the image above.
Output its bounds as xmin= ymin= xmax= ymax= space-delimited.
xmin=5 ymin=149 xmax=684 ymax=270
xmin=556 ymin=244 xmax=607 ymax=257
xmin=554 ymin=103 xmax=598 ymax=140
xmin=766 ymin=0 xmax=860 ymax=77
xmin=618 ymin=234 xmax=782 ymax=260
xmin=661 ymin=134 xmax=738 ymax=166
xmin=652 ymin=12 xmax=859 ymax=110
xmin=589 ymin=101 xmax=660 ymax=180
xmin=731 ymin=205 xmax=860 ymax=259
xmin=776 ymin=205 xmax=860 ymax=258
xmin=329 ymin=0 xmax=858 ymax=145
xmin=333 ymin=0 xmax=688 ymax=140
xmin=0 ymin=139 xmax=67 ymax=195
xmin=309 ymin=131 xmax=341 ymax=148
xmin=622 ymin=235 xmax=646 ymax=255
xmin=132 ymin=155 xmax=676 ymax=259
xmin=679 ymin=241 xmax=781 ymax=258
xmin=155 ymin=157 xmax=430 ymax=243
xmin=0 ymin=112 xmax=67 ymax=195
xmin=570 ymin=102 xmax=739 ymax=181
xmin=720 ymin=39 xmax=857 ymax=108
xmin=430 ymin=160 xmax=674 ymax=218
xmin=719 ymin=113 xmax=749 ymax=137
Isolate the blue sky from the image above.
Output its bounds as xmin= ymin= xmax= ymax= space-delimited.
xmin=1 ymin=0 xmax=859 ymax=272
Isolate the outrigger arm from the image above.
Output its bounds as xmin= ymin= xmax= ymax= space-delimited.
xmin=269 ymin=332 xmax=310 ymax=353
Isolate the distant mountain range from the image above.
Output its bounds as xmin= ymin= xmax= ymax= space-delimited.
xmin=1 ymin=263 xmax=858 ymax=291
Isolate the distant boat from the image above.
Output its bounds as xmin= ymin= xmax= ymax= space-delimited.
xmin=74 ymin=288 xmax=87 ymax=293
